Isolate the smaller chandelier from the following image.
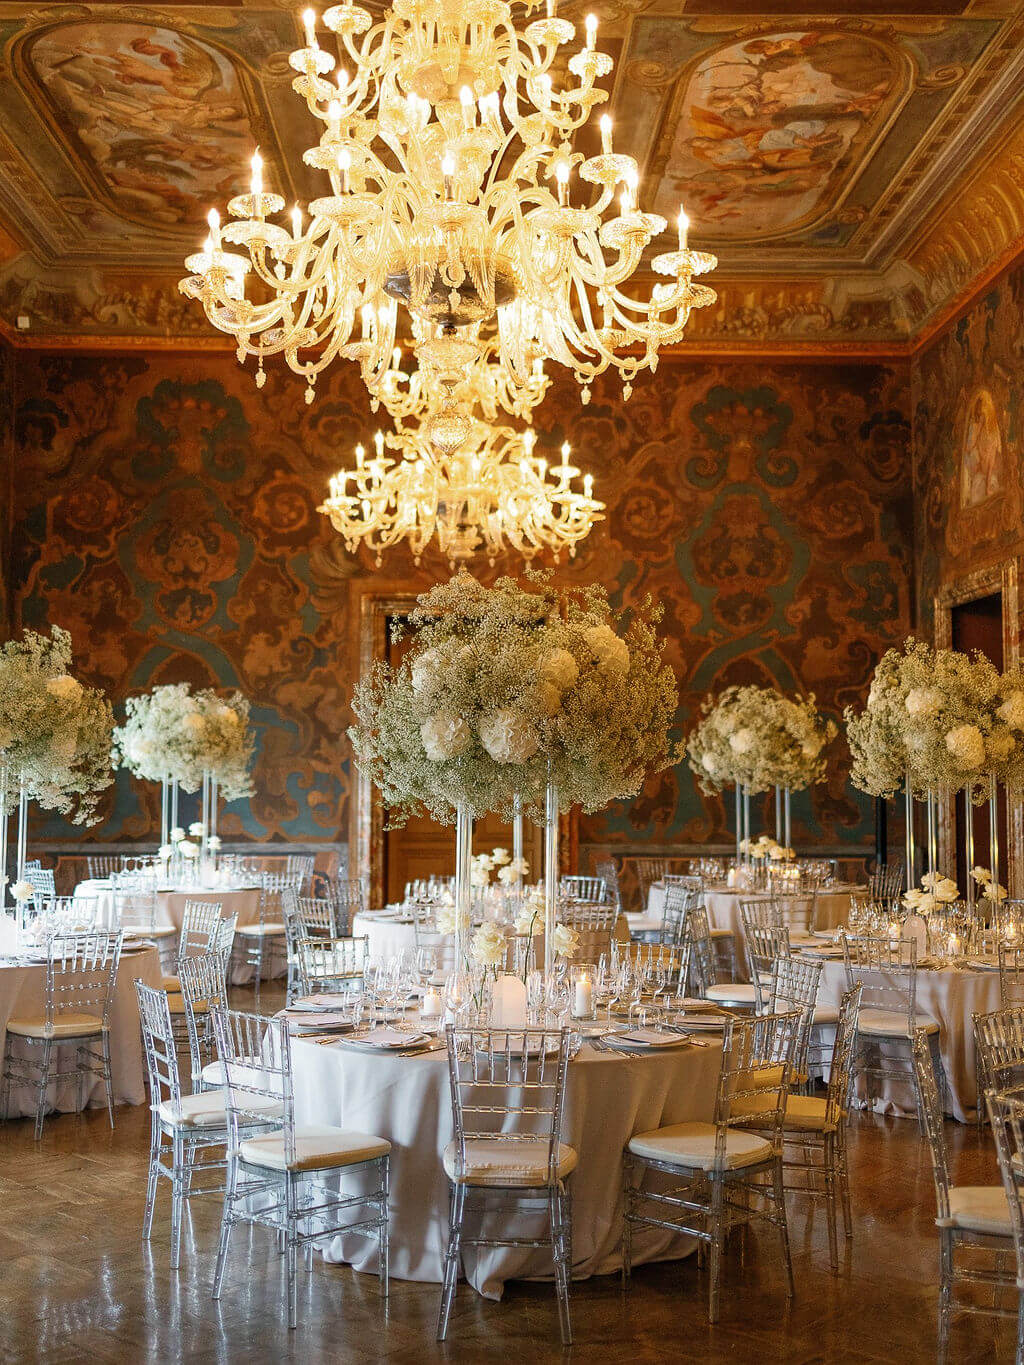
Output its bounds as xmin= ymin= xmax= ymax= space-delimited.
xmin=318 ymin=424 xmax=603 ymax=568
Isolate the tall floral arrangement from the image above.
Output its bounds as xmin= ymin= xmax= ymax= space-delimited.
xmin=114 ymin=684 xmax=254 ymax=800
xmin=0 ymin=626 xmax=114 ymax=823
xmin=350 ymin=571 xmax=679 ymax=824
xmin=845 ymin=640 xmax=1003 ymax=799
xmin=686 ymin=685 xmax=836 ymax=796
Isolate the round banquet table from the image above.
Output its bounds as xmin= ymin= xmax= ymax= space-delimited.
xmin=352 ymin=910 xmax=633 ymax=965
xmin=291 ymin=1032 xmax=723 ymax=1298
xmin=812 ymin=950 xmax=1001 ymax=1123
xmin=0 ymin=936 xmax=162 ymax=1119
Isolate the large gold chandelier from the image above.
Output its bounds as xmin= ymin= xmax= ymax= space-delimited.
xmin=179 ymin=0 xmax=717 ymax=408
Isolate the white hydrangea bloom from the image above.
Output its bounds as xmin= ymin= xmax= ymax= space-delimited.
xmin=582 ymin=623 xmax=630 ymax=675
xmin=478 ymin=709 xmax=540 ymax=765
xmin=905 ymin=688 xmax=943 ymax=719
xmin=420 ymin=714 xmax=472 ymax=762
xmin=998 ymin=691 xmax=1024 ymax=731
xmin=945 ymin=724 xmax=985 ymax=770
xmin=538 ymin=648 xmax=579 ymax=692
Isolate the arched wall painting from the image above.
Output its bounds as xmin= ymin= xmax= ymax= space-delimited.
xmin=959 ymin=387 xmax=1002 ymax=509
xmin=655 ymin=30 xmax=903 ymax=239
xmin=26 ymin=22 xmax=253 ymax=228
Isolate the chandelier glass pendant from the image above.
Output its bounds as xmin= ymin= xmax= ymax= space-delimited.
xmin=179 ymin=0 xmax=718 ymax=410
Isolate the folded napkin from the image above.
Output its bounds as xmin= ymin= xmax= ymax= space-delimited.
xmin=291 ymin=992 xmax=355 ymax=1011
xmin=287 ymin=1011 xmax=355 ymax=1029
xmin=363 ymin=1027 xmax=427 ymax=1049
xmin=616 ymin=1028 xmax=685 ymax=1047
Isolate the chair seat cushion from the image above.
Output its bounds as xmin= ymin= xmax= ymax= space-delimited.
xmin=161 ymin=975 xmax=180 ymax=992
xmin=236 ymin=923 xmax=286 ymax=936
xmin=7 ymin=1012 xmax=106 ymax=1039
xmin=628 ymin=1121 xmax=772 ymax=1171
xmin=782 ymin=1095 xmax=834 ymax=1133
xmin=709 ymin=928 xmax=733 ymax=941
xmin=239 ymin=1123 xmax=390 ymax=1172
xmin=944 ymin=1185 xmax=1013 ymax=1237
xmin=125 ymin=926 xmax=177 ymax=940
xmin=706 ymin=982 xmax=758 ymax=1005
xmin=159 ymin=1090 xmax=283 ymax=1130
xmin=167 ymin=994 xmax=208 ymax=1016
xmin=812 ymin=1005 xmax=840 ymax=1026
xmin=857 ymin=1008 xmax=938 ymax=1038
xmin=442 ymin=1138 xmax=578 ymax=1188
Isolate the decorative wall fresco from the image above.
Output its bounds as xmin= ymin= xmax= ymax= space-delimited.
xmin=6 ymin=348 xmax=912 ymax=858
xmin=913 ymin=258 xmax=1024 ymax=631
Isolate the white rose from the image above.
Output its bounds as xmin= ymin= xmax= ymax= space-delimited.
xmin=531 ymin=681 xmax=563 ymax=718
xmin=435 ymin=903 xmax=458 ymax=935
xmin=552 ymin=923 xmax=581 ymax=960
xmin=903 ymin=887 xmax=922 ymax=909
xmin=411 ymin=646 xmax=446 ymax=698
xmin=985 ymin=882 xmax=1008 ymax=903
xmin=45 ymin=674 xmax=82 ymax=703
xmin=158 ymin=843 xmax=174 ymax=860
xmin=471 ymin=922 xmax=507 ymax=968
xmin=539 ymin=648 xmax=579 ymax=692
xmin=702 ymin=752 xmax=719 ymax=777
xmin=11 ymin=880 xmax=35 ymax=901
xmin=917 ymin=892 xmax=937 ymax=914
xmin=497 ymin=864 xmax=518 ymax=885
xmin=729 ymin=728 xmax=755 ymax=756
xmin=945 ymin=724 xmax=985 ymax=771
xmin=998 ymin=691 xmax=1024 ymax=731
xmin=906 ymin=688 xmax=943 ymax=719
xmin=491 ymin=848 xmax=511 ymax=866
xmin=207 ymin=835 xmax=221 ymax=851
xmin=170 ymin=827 xmax=185 ymax=843
xmin=934 ymin=878 xmax=959 ymax=903
xmin=178 ymin=839 xmax=198 ymax=859
xmin=514 ymin=902 xmax=540 ymax=933
xmin=189 ymin=821 xmax=204 ymax=837
xmin=582 ymin=623 xmax=630 ymax=675
xmin=470 ymin=862 xmax=491 ymax=887
xmin=478 ymin=709 xmax=540 ymax=765
xmin=420 ymin=714 xmax=473 ymax=762
xmin=971 ymin=866 xmax=992 ymax=885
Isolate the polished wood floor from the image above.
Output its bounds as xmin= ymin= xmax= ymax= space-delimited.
xmin=0 ymin=988 xmax=1018 ymax=1364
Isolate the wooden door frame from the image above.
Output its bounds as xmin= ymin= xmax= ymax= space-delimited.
xmin=933 ymin=556 xmax=1024 ymax=894
xmin=350 ymin=587 xmax=578 ymax=907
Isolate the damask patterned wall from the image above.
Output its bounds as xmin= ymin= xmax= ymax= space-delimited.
xmin=913 ymin=258 xmax=1024 ymax=632
xmin=5 ymin=348 xmax=913 ymax=859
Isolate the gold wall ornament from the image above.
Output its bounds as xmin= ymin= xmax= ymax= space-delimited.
xmin=178 ymin=0 xmax=716 ymax=410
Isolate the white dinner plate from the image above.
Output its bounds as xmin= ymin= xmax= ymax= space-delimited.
xmin=606 ymin=1029 xmax=693 ymax=1051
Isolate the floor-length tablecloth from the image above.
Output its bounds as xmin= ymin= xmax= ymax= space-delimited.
xmin=292 ymin=1036 xmax=722 ymax=1297
xmin=352 ymin=910 xmax=632 ymax=966
xmin=0 ymin=944 xmax=162 ymax=1118
xmin=814 ymin=953 xmax=1000 ymax=1123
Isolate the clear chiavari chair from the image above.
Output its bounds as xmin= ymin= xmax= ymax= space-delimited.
xmin=740 ymin=900 xmax=791 ymax=1011
xmin=659 ymin=882 xmax=698 ymax=949
xmin=326 ymin=877 xmax=366 ymax=935
xmin=438 ymin=1025 xmax=574 ymax=1345
xmin=413 ymin=916 xmax=459 ymax=975
xmin=869 ymin=860 xmax=905 ymax=903
xmin=285 ymin=853 xmax=315 ymax=891
xmin=234 ymin=872 xmax=300 ymax=1008
xmin=177 ymin=949 xmax=232 ymax=1093
xmin=212 ymin=1006 xmax=390 ymax=1328
xmin=557 ymin=902 xmax=618 ymax=963
xmin=668 ymin=873 xmax=737 ymax=975
xmin=913 ymin=1032 xmax=1019 ymax=1361
xmin=769 ymin=892 xmax=818 ymax=936
xmin=559 ymin=875 xmax=608 ymax=904
xmin=87 ymin=854 xmax=124 ymax=880
xmin=111 ymin=874 xmax=158 ymax=932
xmin=24 ymin=866 xmax=55 ymax=912
xmin=975 ymin=1006 xmax=1024 ymax=1105
xmin=997 ymin=942 xmax=1024 ymax=1008
xmin=593 ymin=859 xmax=621 ymax=911
xmin=623 ymin=1011 xmax=801 ymax=1322
xmin=633 ymin=856 xmax=667 ymax=910
xmin=773 ymin=984 xmax=862 ymax=1273
xmin=2 ymin=929 xmax=122 ymax=1138
xmin=167 ymin=906 xmax=236 ymax=1053
xmin=163 ymin=899 xmax=226 ymax=991
xmin=136 ymin=981 xmax=277 ymax=1270
xmin=843 ymin=933 xmax=945 ymax=1123
xmin=690 ymin=902 xmax=758 ymax=1011
xmin=617 ymin=940 xmax=691 ymax=998
xmin=986 ymin=1091 xmax=1024 ymax=1364
xmin=768 ymin=953 xmax=824 ymax=1086
xmin=281 ymin=888 xmax=336 ymax=1003
xmin=294 ymin=936 xmax=369 ymax=998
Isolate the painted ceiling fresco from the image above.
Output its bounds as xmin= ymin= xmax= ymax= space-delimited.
xmin=0 ymin=1 xmax=1021 ymax=345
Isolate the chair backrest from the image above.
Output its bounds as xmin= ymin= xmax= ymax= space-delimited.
xmin=412 ymin=916 xmax=458 ymax=972
xmin=25 ymin=866 xmax=55 ymax=907
xmin=136 ymin=980 xmax=184 ymax=1115
xmin=178 ymin=899 xmax=225 ymax=962
xmin=212 ymin=1007 xmax=292 ymax=1155
xmin=634 ymin=857 xmax=667 ymax=904
xmin=593 ymin=859 xmax=621 ymax=911
xmin=295 ymin=935 xmax=369 ymax=996
xmin=912 ymin=1027 xmax=950 ymax=1222
xmin=285 ymin=854 xmax=315 ymax=890
xmin=714 ymin=1011 xmax=800 ymax=1152
xmin=842 ymin=933 xmax=918 ymax=1029
xmin=111 ymin=876 xmax=157 ymax=931
xmin=740 ymin=900 xmax=790 ymax=1000
xmin=87 ymin=854 xmax=124 ymax=880
xmin=45 ymin=930 xmax=122 ymax=1029
xmin=769 ymin=954 xmax=824 ymax=1074
xmin=975 ymin=1005 xmax=1024 ymax=1097
xmin=998 ymin=942 xmax=1024 ymax=1008
xmin=663 ymin=873 xmax=702 ymax=895
xmin=177 ymin=949 xmax=231 ymax=1092
xmin=660 ymin=882 xmax=699 ymax=949
xmin=257 ymin=872 xmax=303 ymax=927
xmin=768 ymin=893 xmax=817 ymax=934
xmin=869 ymin=861 xmax=905 ymax=902
xmin=214 ymin=912 xmax=238 ymax=956
xmin=560 ymin=875 xmax=608 ymax=904
xmin=986 ymin=1090 xmax=1024 ymax=1280
xmin=825 ymin=984 xmax=863 ymax=1127
xmin=327 ymin=878 xmax=366 ymax=934
xmin=444 ymin=1025 xmax=570 ymax=1185
xmin=682 ymin=902 xmax=718 ymax=995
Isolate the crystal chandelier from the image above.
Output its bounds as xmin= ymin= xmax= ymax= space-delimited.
xmin=179 ymin=0 xmax=717 ymax=410
xmin=318 ymin=416 xmax=603 ymax=567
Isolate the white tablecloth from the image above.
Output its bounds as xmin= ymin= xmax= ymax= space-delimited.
xmin=0 ymin=941 xmax=162 ymax=1119
xmin=351 ymin=911 xmax=420 ymax=962
xmin=292 ymin=1035 xmax=722 ymax=1297
xmin=815 ymin=953 xmax=1001 ymax=1123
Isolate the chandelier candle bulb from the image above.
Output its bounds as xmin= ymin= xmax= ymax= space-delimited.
xmin=585 ymin=14 xmax=597 ymax=49
xmin=302 ymin=8 xmax=317 ymax=48
xmin=250 ymin=149 xmax=263 ymax=198
xmin=600 ymin=114 xmax=612 ymax=154
xmin=678 ymin=209 xmax=689 ymax=250
xmin=206 ymin=208 xmax=221 ymax=249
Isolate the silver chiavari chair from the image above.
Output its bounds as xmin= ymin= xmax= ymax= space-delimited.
xmin=659 ymin=882 xmax=698 ymax=950
xmin=438 ymin=1025 xmax=574 ymax=1345
xmin=975 ymin=1006 xmax=1024 ymax=1106
xmin=633 ymin=856 xmax=667 ymax=910
xmin=986 ymin=1091 xmax=1024 ymax=1364
xmin=559 ymin=875 xmax=608 ymax=904
xmin=913 ymin=1032 xmax=1019 ymax=1361
xmin=282 ymin=889 xmax=339 ymax=1003
xmin=212 ymin=1007 xmax=390 ymax=1329
xmin=285 ymin=853 xmax=316 ymax=891
xmin=593 ymin=859 xmax=621 ymax=911
xmin=843 ymin=933 xmax=945 ymax=1123
xmin=619 ymin=940 xmax=692 ymax=997
xmin=235 ymin=872 xmax=300 ymax=1008
xmin=2 ymin=929 xmax=122 ymax=1138
xmin=740 ymin=901 xmax=791 ymax=1011
xmin=997 ymin=942 xmax=1024 ymax=1008
xmin=557 ymin=901 xmax=617 ymax=963
xmin=774 ymin=984 xmax=862 ymax=1274
xmin=87 ymin=854 xmax=124 ymax=880
xmin=622 ymin=1011 xmax=801 ymax=1322
xmin=327 ymin=877 xmax=366 ymax=936
xmin=869 ymin=861 xmax=905 ymax=903
xmin=294 ymin=936 xmax=369 ymax=998
xmin=177 ymin=949 xmax=232 ymax=1094
xmin=769 ymin=892 xmax=818 ymax=936
xmin=136 ymin=981 xmax=277 ymax=1270
xmin=768 ymin=953 xmax=825 ymax=1087
xmin=668 ymin=874 xmax=737 ymax=974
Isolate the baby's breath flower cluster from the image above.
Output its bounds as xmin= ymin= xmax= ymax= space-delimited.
xmin=846 ymin=640 xmax=1008 ymax=800
xmin=0 ymin=626 xmax=114 ymax=824
xmin=350 ymin=571 xmax=679 ymax=825
xmin=114 ymin=684 xmax=254 ymax=800
xmin=686 ymin=685 xmax=836 ymax=796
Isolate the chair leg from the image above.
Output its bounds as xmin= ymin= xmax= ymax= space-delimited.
xmin=773 ymin=1158 xmax=795 ymax=1302
xmin=1 ymin=1035 xmax=13 ymax=1121
xmin=169 ymin=1130 xmax=185 ymax=1270
xmin=823 ymin=1134 xmax=839 ymax=1275
xmin=378 ymin=1155 xmax=390 ymax=1300
xmin=286 ymin=1173 xmax=298 ymax=1329
xmin=34 ymin=1039 xmax=53 ymax=1140
xmin=550 ymin=1185 xmax=572 ymax=1346
xmin=212 ymin=1160 xmax=236 ymax=1301
xmin=102 ymin=1031 xmax=115 ymax=1128
xmin=436 ymin=1181 xmax=466 ymax=1341
xmin=142 ymin=1116 xmax=160 ymax=1241
xmin=253 ymin=945 xmax=262 ymax=1010
xmin=1016 ymin=1284 xmax=1024 ymax=1365
xmin=621 ymin=1156 xmax=634 ymax=1288
xmin=937 ymin=1232 xmax=953 ymax=1364
xmin=708 ymin=1175 xmax=724 ymax=1324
